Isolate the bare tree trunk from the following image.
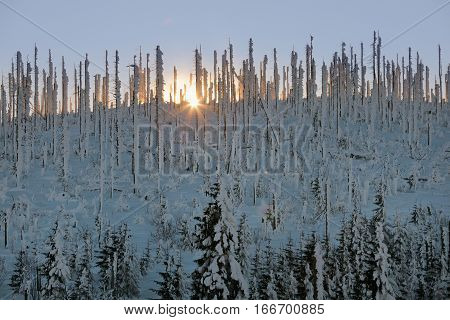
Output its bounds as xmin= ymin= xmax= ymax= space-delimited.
xmin=438 ymin=45 xmax=443 ymax=111
xmin=132 ymin=57 xmax=139 ymax=194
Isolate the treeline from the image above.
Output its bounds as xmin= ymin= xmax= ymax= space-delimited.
xmin=0 ymin=34 xmax=449 ymax=192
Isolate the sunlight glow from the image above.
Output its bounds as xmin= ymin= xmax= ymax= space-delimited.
xmin=184 ymin=84 xmax=199 ymax=108
xmin=189 ymin=96 xmax=199 ymax=108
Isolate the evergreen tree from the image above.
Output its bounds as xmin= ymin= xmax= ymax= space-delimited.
xmin=358 ymin=188 xmax=392 ymax=299
xmin=361 ymin=219 xmax=378 ymax=299
xmin=176 ymin=214 xmax=193 ymax=251
xmin=73 ymin=231 xmax=94 ymax=299
xmin=303 ymin=234 xmax=318 ymax=298
xmin=96 ymin=228 xmax=114 ymax=298
xmin=328 ymin=257 xmax=343 ymax=299
xmin=373 ymin=182 xmax=386 ymax=222
xmin=41 ymin=220 xmax=70 ymax=299
xmin=304 ymin=263 xmax=314 ymax=299
xmin=373 ymin=219 xmax=395 ymax=299
xmin=283 ymin=237 xmax=300 ymax=299
xmin=10 ymin=248 xmax=32 ymax=299
xmin=96 ymin=225 xmax=140 ymax=299
xmin=77 ymin=267 xmax=94 ymax=300
xmin=413 ymin=233 xmax=427 ymax=299
xmin=423 ymin=224 xmax=440 ymax=299
xmin=314 ymin=239 xmax=326 ymax=299
xmin=349 ymin=181 xmax=366 ymax=299
xmin=349 ymin=211 xmax=365 ymax=298
xmin=154 ymin=251 xmax=175 ymax=299
xmin=153 ymin=195 xmax=176 ymax=261
xmin=249 ymin=243 xmax=261 ymax=299
xmin=191 ymin=181 xmax=247 ymax=299
xmin=311 ymin=177 xmax=324 ymax=219
xmin=391 ymin=216 xmax=410 ymax=299
xmin=236 ymin=213 xmax=251 ymax=275
xmin=154 ymin=251 xmax=186 ymax=299
xmin=410 ymin=205 xmax=425 ymax=225
xmin=140 ymin=239 xmax=152 ymax=277
xmin=435 ymin=223 xmax=449 ymax=299
xmin=408 ymin=253 xmax=421 ymax=299
xmin=266 ymin=270 xmax=278 ymax=299
xmin=275 ymin=249 xmax=288 ymax=299
xmin=171 ymin=253 xmax=187 ymax=299
xmin=115 ymin=225 xmax=140 ymax=299
xmin=287 ymin=270 xmax=298 ymax=299
xmin=258 ymin=240 xmax=275 ymax=299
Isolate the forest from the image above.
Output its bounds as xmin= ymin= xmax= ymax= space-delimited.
xmin=0 ymin=33 xmax=449 ymax=300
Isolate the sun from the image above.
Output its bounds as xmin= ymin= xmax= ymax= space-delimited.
xmin=185 ymin=84 xmax=199 ymax=108
xmin=189 ymin=96 xmax=199 ymax=108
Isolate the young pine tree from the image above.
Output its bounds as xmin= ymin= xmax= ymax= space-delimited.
xmin=115 ymin=225 xmax=140 ymax=299
xmin=191 ymin=181 xmax=247 ymax=299
xmin=41 ymin=220 xmax=71 ymax=299
xmin=304 ymin=263 xmax=314 ymax=300
xmin=154 ymin=251 xmax=175 ymax=299
xmin=10 ymin=248 xmax=32 ymax=299
xmin=249 ymin=243 xmax=262 ymax=299
xmin=140 ymin=239 xmax=152 ymax=277
xmin=72 ymin=231 xmax=94 ymax=299
xmin=154 ymin=251 xmax=186 ymax=299
xmin=373 ymin=219 xmax=395 ymax=299
xmin=258 ymin=240 xmax=275 ymax=299
xmin=96 ymin=225 xmax=140 ymax=299
xmin=236 ymin=212 xmax=252 ymax=276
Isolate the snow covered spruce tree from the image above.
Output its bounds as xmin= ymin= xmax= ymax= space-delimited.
xmin=256 ymin=240 xmax=276 ymax=299
xmin=10 ymin=248 xmax=33 ymax=299
xmin=360 ymin=182 xmax=396 ymax=300
xmin=191 ymin=179 xmax=248 ymax=299
xmin=236 ymin=212 xmax=252 ymax=276
xmin=434 ymin=224 xmax=449 ymax=299
xmin=40 ymin=220 xmax=71 ymax=299
xmin=154 ymin=250 xmax=186 ymax=299
xmin=139 ymin=239 xmax=152 ymax=277
xmin=249 ymin=243 xmax=262 ymax=299
xmin=373 ymin=217 xmax=396 ymax=299
xmin=71 ymin=231 xmax=94 ymax=299
xmin=96 ymin=224 xmax=140 ymax=299
xmin=281 ymin=237 xmax=301 ymax=299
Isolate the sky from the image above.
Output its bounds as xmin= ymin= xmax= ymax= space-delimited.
xmin=0 ymin=0 xmax=449 ymax=88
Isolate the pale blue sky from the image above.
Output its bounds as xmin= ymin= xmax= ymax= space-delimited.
xmin=0 ymin=0 xmax=449 ymax=84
